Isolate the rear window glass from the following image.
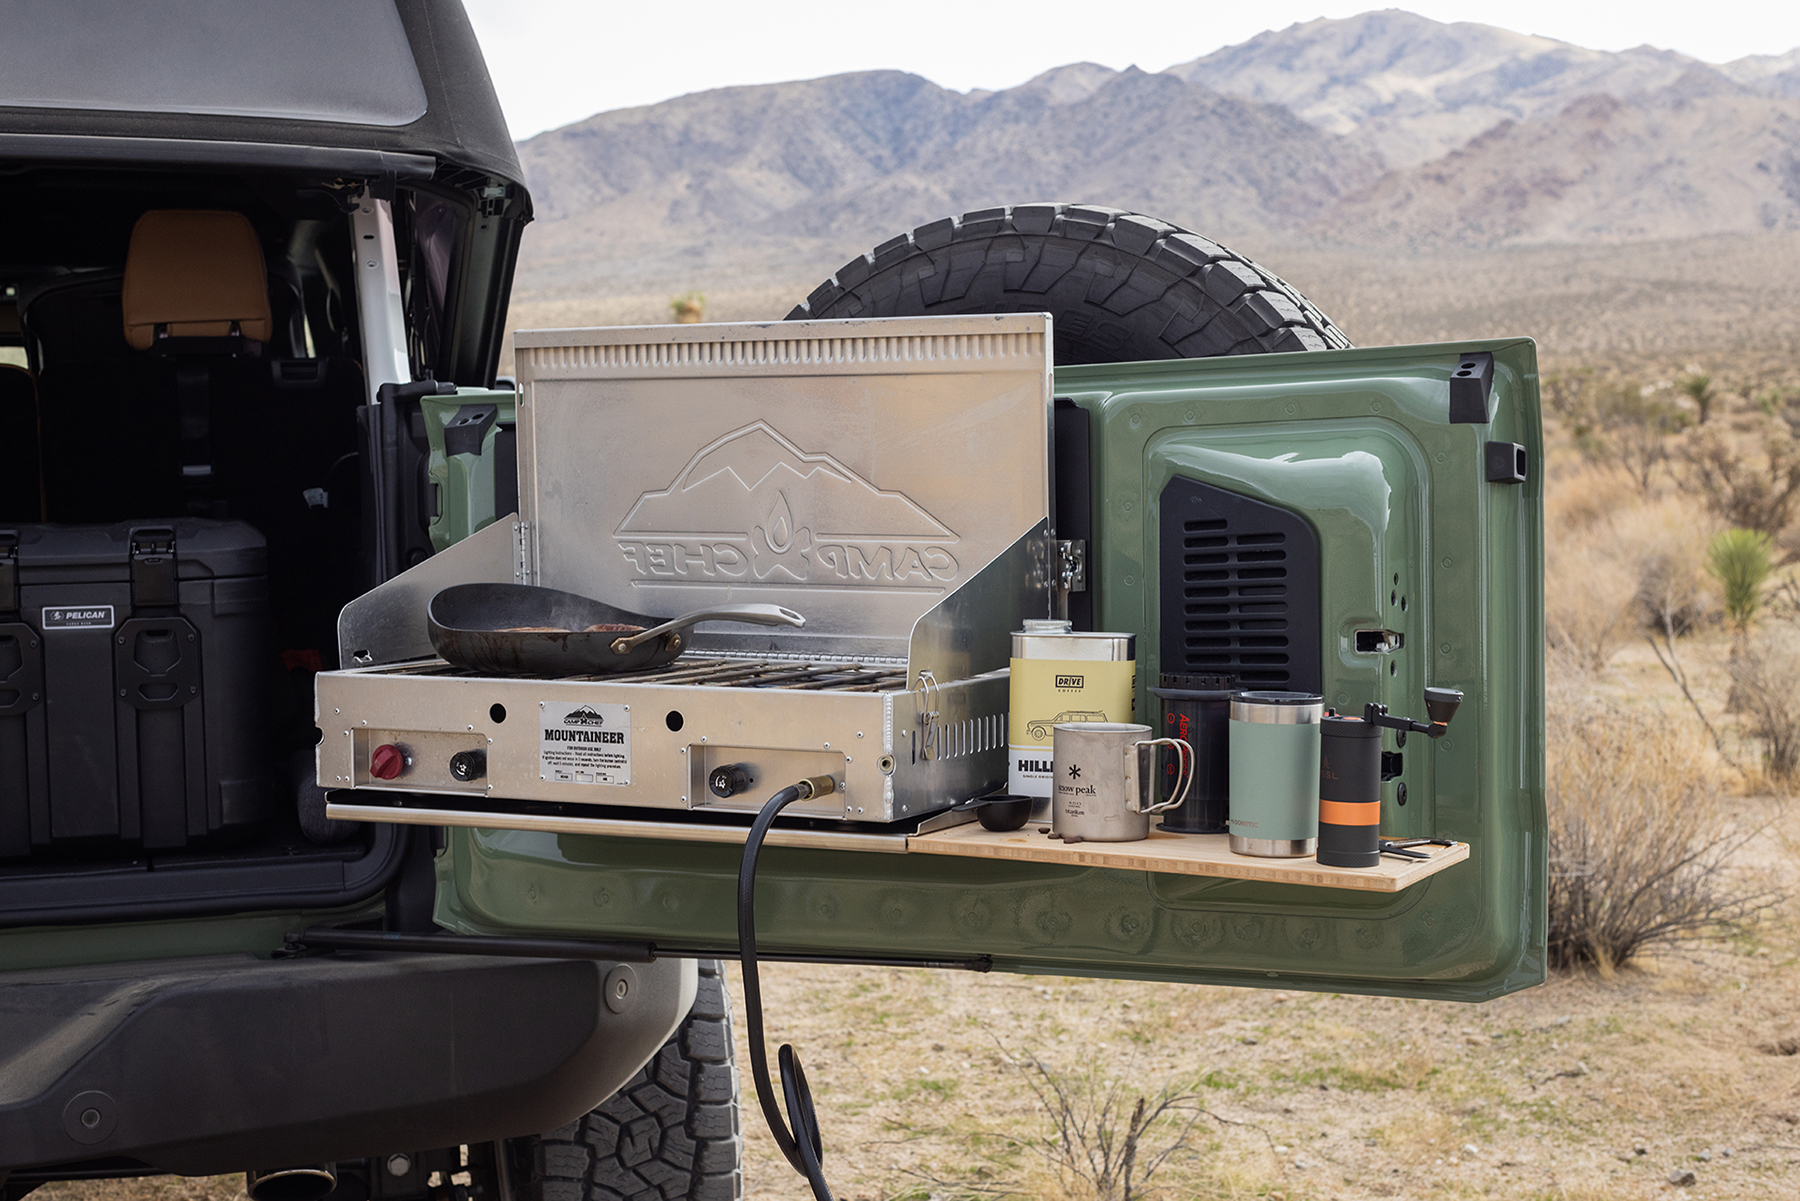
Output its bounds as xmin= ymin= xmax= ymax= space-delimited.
xmin=0 ymin=0 xmax=427 ymax=127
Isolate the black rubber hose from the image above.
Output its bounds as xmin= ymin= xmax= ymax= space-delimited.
xmin=737 ymin=783 xmax=834 ymax=1200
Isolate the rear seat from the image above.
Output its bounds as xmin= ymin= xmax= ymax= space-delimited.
xmin=31 ymin=211 xmax=274 ymax=522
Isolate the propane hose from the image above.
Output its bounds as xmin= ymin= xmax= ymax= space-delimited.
xmin=739 ymin=776 xmax=839 ymax=1201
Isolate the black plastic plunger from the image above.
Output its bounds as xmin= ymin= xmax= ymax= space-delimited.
xmin=1150 ymin=673 xmax=1235 ymax=833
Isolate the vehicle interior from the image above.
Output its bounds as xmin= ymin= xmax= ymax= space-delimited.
xmin=0 ymin=163 xmax=476 ymax=922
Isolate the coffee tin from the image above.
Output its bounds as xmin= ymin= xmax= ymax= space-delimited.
xmin=1008 ymin=620 xmax=1135 ymax=807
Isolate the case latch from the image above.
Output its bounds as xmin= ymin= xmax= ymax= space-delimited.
xmin=130 ymin=527 xmax=180 ymax=610
xmin=0 ymin=532 xmax=17 ymax=615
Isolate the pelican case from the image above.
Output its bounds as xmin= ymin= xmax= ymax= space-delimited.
xmin=0 ymin=519 xmax=272 ymax=857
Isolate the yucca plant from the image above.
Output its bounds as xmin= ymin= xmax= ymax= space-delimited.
xmin=1707 ymin=528 xmax=1774 ymax=632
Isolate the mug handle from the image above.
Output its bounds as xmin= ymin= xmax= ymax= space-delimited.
xmin=1131 ymin=737 xmax=1194 ymax=814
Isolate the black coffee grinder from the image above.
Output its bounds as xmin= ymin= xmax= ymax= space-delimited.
xmin=1318 ymin=687 xmax=1463 ymax=868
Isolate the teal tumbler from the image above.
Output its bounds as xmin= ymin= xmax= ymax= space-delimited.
xmin=1227 ymin=691 xmax=1324 ymax=857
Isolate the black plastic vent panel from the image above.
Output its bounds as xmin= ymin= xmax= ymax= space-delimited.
xmin=1159 ymin=476 xmax=1321 ymax=692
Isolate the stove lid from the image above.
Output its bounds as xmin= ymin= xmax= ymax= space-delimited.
xmin=512 ymin=314 xmax=1052 ymax=663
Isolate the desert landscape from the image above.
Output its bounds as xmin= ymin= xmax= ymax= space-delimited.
xmin=43 ymin=8 xmax=1800 ymax=1201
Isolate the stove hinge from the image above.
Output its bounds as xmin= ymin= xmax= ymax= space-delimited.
xmin=514 ymin=519 xmax=532 ymax=585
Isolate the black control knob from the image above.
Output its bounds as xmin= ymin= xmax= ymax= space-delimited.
xmin=708 ymin=762 xmax=753 ymax=799
xmin=449 ymin=749 xmax=487 ymax=783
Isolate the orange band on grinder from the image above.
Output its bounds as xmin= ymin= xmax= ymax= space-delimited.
xmin=1318 ymin=799 xmax=1381 ymax=827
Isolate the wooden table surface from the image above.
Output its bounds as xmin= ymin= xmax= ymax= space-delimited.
xmin=908 ymin=824 xmax=1469 ymax=893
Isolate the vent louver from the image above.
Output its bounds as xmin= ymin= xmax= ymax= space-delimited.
xmin=1158 ymin=476 xmax=1321 ymax=692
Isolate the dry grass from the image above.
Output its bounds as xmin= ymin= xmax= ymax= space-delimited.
xmin=1545 ymin=702 xmax=1778 ymax=972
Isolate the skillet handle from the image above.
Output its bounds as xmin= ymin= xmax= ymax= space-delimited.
xmin=609 ymin=604 xmax=806 ymax=654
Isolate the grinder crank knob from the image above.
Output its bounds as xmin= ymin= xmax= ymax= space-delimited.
xmin=369 ymin=743 xmax=407 ymax=780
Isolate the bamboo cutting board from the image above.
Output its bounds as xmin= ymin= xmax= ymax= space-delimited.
xmin=907 ymin=824 xmax=1468 ymax=893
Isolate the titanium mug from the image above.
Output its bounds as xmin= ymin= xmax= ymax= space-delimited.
xmin=1052 ymin=722 xmax=1195 ymax=843
xmin=1227 ymin=691 xmax=1325 ymax=857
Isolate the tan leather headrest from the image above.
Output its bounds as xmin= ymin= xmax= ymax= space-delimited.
xmin=122 ymin=210 xmax=273 ymax=350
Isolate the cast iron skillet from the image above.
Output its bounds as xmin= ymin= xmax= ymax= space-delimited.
xmin=428 ymin=582 xmax=805 ymax=677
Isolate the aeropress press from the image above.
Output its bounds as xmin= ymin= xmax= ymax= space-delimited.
xmin=1318 ymin=686 xmax=1464 ymax=867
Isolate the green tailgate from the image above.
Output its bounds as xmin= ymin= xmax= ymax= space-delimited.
xmin=432 ymin=339 xmax=1545 ymax=1002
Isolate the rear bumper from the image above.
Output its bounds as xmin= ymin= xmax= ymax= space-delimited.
xmin=0 ymin=950 xmax=695 ymax=1174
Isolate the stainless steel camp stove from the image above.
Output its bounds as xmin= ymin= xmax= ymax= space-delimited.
xmin=317 ymin=314 xmax=1053 ymax=828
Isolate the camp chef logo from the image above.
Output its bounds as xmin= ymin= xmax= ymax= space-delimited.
xmin=544 ymin=705 xmax=624 ymax=746
xmin=614 ymin=422 xmax=960 ymax=589
xmin=42 ymin=605 xmax=116 ymax=630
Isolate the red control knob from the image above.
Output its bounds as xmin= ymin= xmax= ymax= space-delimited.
xmin=369 ymin=743 xmax=406 ymax=780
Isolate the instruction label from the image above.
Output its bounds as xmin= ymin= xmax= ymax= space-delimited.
xmin=539 ymin=701 xmax=631 ymax=786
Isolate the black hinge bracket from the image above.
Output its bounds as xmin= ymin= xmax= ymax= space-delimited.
xmin=1381 ymin=751 xmax=1404 ymax=781
xmin=130 ymin=527 xmax=180 ymax=610
xmin=1486 ymin=441 xmax=1528 ymax=484
xmin=1449 ymin=351 xmax=1495 ymax=423
xmin=443 ymin=403 xmax=499 ymax=457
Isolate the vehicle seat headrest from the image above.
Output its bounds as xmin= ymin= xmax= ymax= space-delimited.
xmin=121 ymin=210 xmax=273 ymax=350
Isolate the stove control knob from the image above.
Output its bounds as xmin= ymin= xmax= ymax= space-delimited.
xmin=708 ymin=762 xmax=753 ymax=799
xmin=369 ymin=743 xmax=407 ymax=780
xmin=449 ymin=749 xmax=488 ymax=783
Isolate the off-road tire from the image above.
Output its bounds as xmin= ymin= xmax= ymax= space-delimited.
xmin=508 ymin=960 xmax=742 ymax=1201
xmin=787 ymin=203 xmax=1349 ymax=362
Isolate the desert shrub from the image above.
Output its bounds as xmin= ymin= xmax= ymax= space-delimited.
xmin=1707 ymin=528 xmax=1774 ymax=631
xmin=1679 ymin=372 xmax=1717 ymax=425
xmin=1012 ymin=1055 xmax=1206 ymax=1201
xmin=1620 ymin=499 xmax=1714 ymax=635
xmin=1547 ymin=703 xmax=1778 ymax=971
xmin=1544 ymin=472 xmax=1712 ymax=669
xmin=1680 ymin=430 xmax=1800 ymax=538
xmin=1728 ymin=623 xmax=1800 ymax=787
xmin=1563 ymin=378 xmax=1688 ymax=494
xmin=669 ymin=291 xmax=705 ymax=322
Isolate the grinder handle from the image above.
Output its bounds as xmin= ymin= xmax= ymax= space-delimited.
xmin=1131 ymin=737 xmax=1193 ymax=815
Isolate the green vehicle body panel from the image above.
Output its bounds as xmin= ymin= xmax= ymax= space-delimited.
xmin=422 ymin=386 xmax=518 ymax=553
xmin=0 ymin=901 xmax=383 ymax=973
xmin=428 ymin=338 xmax=1547 ymax=1004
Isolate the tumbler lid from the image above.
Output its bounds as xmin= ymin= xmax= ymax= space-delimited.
xmin=1231 ymin=690 xmax=1324 ymax=724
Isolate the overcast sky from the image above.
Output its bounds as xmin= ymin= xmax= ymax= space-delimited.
xmin=463 ymin=1 xmax=1800 ymax=141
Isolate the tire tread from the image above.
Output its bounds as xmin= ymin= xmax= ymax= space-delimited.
xmin=787 ymin=204 xmax=1349 ymax=363
xmin=511 ymin=961 xmax=741 ymax=1201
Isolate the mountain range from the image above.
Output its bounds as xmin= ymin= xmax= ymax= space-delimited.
xmin=508 ymin=9 xmax=1800 ymax=319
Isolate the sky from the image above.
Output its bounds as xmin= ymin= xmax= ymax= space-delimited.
xmin=463 ymin=1 xmax=1800 ymax=141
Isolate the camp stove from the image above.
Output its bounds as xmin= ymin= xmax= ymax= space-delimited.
xmin=317 ymin=315 xmax=1053 ymax=828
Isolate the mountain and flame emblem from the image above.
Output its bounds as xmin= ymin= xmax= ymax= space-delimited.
xmin=614 ymin=423 xmax=959 ymax=587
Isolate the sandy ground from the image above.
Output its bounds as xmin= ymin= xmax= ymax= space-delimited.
xmin=727 ymin=883 xmax=1800 ymax=1201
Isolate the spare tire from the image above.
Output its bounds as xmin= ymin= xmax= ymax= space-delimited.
xmin=787 ymin=203 xmax=1348 ymax=364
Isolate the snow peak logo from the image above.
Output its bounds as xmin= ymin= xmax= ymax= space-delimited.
xmin=42 ymin=606 xmax=115 ymax=630
xmin=614 ymin=422 xmax=960 ymax=589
